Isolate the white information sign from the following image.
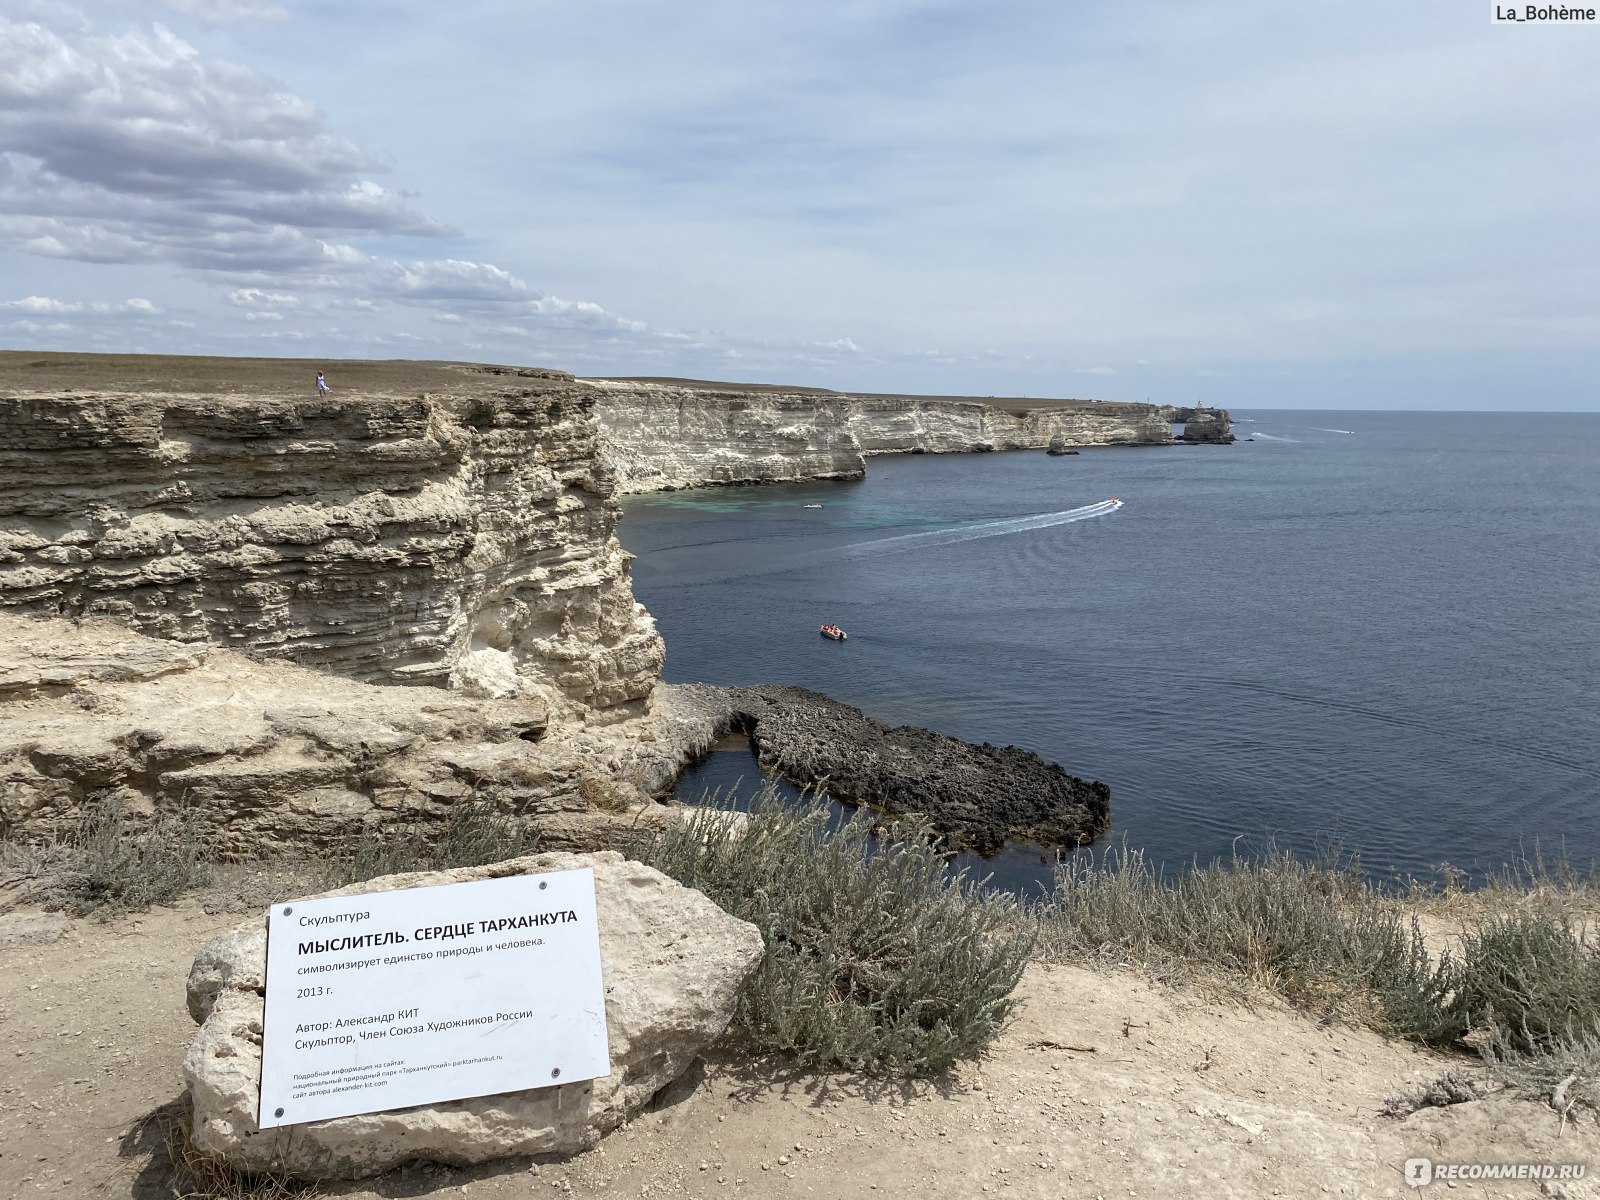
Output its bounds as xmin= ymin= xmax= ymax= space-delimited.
xmin=258 ymin=869 xmax=609 ymax=1128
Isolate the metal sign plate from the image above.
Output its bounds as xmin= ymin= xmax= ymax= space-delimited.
xmin=258 ymin=868 xmax=609 ymax=1127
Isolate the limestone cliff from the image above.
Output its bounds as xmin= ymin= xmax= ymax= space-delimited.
xmin=588 ymin=380 xmax=1177 ymax=494
xmin=1157 ymin=404 xmax=1236 ymax=443
xmin=0 ymin=384 xmax=662 ymax=713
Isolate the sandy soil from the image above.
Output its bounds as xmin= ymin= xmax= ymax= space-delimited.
xmin=3 ymin=872 xmax=1595 ymax=1200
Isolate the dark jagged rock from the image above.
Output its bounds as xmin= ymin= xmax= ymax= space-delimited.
xmin=721 ymin=684 xmax=1109 ymax=855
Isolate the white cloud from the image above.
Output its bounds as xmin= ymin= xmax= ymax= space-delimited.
xmin=0 ymin=16 xmax=448 ymax=277
xmin=2 ymin=294 xmax=80 ymax=313
xmin=227 ymin=288 xmax=298 ymax=307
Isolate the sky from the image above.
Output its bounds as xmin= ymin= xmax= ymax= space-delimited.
xmin=2 ymin=1 xmax=1597 ymax=409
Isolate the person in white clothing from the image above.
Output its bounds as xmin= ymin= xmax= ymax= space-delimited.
xmin=315 ymin=371 xmax=329 ymax=395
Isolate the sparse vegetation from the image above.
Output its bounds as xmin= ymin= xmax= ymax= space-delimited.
xmin=12 ymin=771 xmax=1600 ymax=1120
xmin=1381 ymin=1068 xmax=1489 ymax=1118
xmin=1038 ymin=841 xmax=1600 ymax=1115
xmin=1036 ymin=842 xmax=1452 ymax=1035
xmin=161 ymin=1104 xmax=319 ymax=1200
xmin=45 ymin=793 xmax=208 ymax=918
xmin=1480 ymin=1026 xmax=1600 ymax=1118
xmin=1447 ymin=910 xmax=1600 ymax=1053
xmin=638 ymin=786 xmax=1035 ymax=1076
xmin=319 ymin=794 xmax=541 ymax=888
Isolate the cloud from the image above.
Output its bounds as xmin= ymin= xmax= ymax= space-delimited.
xmin=0 ymin=16 xmax=449 ymax=278
xmin=0 ymin=12 xmax=651 ymax=354
xmin=385 ymin=258 xmax=532 ymax=302
xmin=2 ymin=293 xmax=161 ymax=315
xmin=227 ymin=288 xmax=298 ymax=307
xmin=3 ymin=294 xmax=80 ymax=313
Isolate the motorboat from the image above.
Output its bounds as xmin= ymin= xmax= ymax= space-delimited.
xmin=819 ymin=623 xmax=847 ymax=641
xmin=802 ymin=504 xmax=823 ymax=509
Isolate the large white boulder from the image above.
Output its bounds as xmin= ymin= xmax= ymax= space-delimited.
xmin=182 ymin=851 xmax=762 ymax=1179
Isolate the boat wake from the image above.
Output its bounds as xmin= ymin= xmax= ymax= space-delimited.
xmin=843 ymin=499 xmax=1122 ymax=558
xmin=1312 ymin=427 xmax=1355 ymax=435
xmin=1250 ymin=432 xmax=1298 ymax=443
xmin=648 ymin=500 xmax=1124 ymax=589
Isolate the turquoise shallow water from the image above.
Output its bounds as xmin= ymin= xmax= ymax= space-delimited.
xmin=619 ymin=411 xmax=1600 ymax=890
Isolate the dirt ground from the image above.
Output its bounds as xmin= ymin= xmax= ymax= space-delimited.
xmin=0 ymin=350 xmax=568 ymax=397
xmin=2 ymin=873 xmax=1595 ymax=1200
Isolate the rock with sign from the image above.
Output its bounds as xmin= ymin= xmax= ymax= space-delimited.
xmin=182 ymin=851 xmax=764 ymax=1179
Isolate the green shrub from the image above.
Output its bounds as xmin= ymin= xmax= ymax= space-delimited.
xmin=639 ymin=788 xmax=1034 ymax=1076
xmin=1480 ymin=1026 xmax=1600 ymax=1116
xmin=56 ymin=794 xmax=207 ymax=917
xmin=320 ymin=794 xmax=539 ymax=888
xmin=1450 ymin=911 xmax=1600 ymax=1055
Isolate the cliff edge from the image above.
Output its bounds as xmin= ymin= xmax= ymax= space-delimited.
xmin=0 ymin=368 xmax=663 ymax=714
xmin=587 ymin=378 xmax=1192 ymax=494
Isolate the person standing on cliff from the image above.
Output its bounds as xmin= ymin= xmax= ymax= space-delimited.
xmin=315 ymin=371 xmax=329 ymax=395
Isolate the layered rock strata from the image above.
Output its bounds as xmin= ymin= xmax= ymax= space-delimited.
xmin=184 ymin=851 xmax=764 ymax=1178
xmin=0 ymin=386 xmax=662 ymax=712
xmin=669 ymin=684 xmax=1110 ymax=854
xmin=0 ymin=612 xmax=671 ymax=854
xmin=588 ymin=380 xmax=1179 ymax=494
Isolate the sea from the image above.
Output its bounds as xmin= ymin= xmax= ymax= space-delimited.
xmin=617 ymin=411 xmax=1600 ymax=893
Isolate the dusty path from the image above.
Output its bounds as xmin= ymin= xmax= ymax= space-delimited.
xmin=1 ymin=889 xmax=1594 ymax=1200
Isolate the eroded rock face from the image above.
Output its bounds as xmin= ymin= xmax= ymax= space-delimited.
xmin=0 ymin=612 xmax=684 ymax=854
xmin=0 ymin=387 xmax=662 ymax=711
xmin=589 ymin=381 xmax=1176 ymax=493
xmin=182 ymin=851 xmax=764 ymax=1179
xmin=1179 ymin=409 xmax=1235 ymax=444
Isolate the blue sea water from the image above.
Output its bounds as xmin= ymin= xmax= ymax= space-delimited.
xmin=617 ymin=411 xmax=1600 ymax=890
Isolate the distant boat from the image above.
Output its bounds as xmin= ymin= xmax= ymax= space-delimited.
xmin=819 ymin=624 xmax=847 ymax=641
xmin=802 ymin=503 xmax=823 ymax=509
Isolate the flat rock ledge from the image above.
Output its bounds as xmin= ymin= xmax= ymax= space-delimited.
xmin=182 ymin=851 xmax=764 ymax=1180
xmin=677 ymin=684 xmax=1110 ymax=855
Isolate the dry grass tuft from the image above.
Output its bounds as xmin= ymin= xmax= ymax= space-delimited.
xmin=159 ymin=1105 xmax=319 ymax=1200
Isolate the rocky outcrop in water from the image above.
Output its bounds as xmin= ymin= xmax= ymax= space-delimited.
xmin=589 ymin=380 xmax=1177 ymax=494
xmin=0 ymin=383 xmax=662 ymax=713
xmin=1158 ymin=404 xmax=1236 ymax=444
xmin=1177 ymin=409 xmax=1235 ymax=444
xmin=714 ymin=684 xmax=1109 ymax=854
